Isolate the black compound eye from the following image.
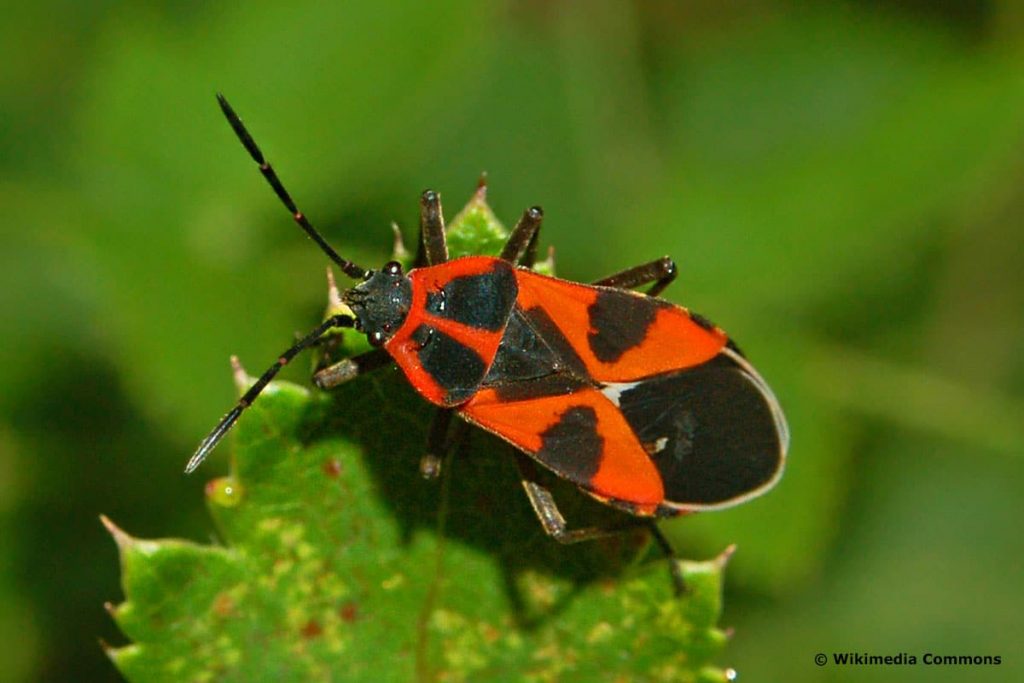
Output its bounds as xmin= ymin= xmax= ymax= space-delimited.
xmin=368 ymin=330 xmax=386 ymax=347
xmin=383 ymin=261 xmax=403 ymax=276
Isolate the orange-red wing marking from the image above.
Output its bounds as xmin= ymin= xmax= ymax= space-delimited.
xmin=461 ymin=387 xmax=664 ymax=512
xmin=513 ymin=270 xmax=727 ymax=382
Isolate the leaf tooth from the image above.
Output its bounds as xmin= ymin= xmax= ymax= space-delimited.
xmin=100 ymin=514 xmax=135 ymax=552
xmin=389 ymin=223 xmax=410 ymax=262
xmin=230 ymin=355 xmax=251 ymax=393
xmin=715 ymin=543 xmax=738 ymax=570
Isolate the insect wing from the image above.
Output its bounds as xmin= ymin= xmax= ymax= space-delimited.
xmin=610 ymin=349 xmax=788 ymax=512
xmin=461 ymin=387 xmax=665 ymax=514
xmin=466 ymin=270 xmax=787 ymax=514
xmin=512 ymin=270 xmax=729 ymax=382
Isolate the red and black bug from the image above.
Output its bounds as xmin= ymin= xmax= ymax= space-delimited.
xmin=186 ymin=95 xmax=789 ymax=592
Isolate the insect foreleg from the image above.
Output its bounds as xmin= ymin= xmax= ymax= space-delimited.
xmin=313 ymin=347 xmax=393 ymax=389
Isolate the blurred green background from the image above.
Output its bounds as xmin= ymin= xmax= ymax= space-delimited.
xmin=2 ymin=1 xmax=1022 ymax=681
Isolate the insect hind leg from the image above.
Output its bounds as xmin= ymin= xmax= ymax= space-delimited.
xmin=514 ymin=453 xmax=686 ymax=593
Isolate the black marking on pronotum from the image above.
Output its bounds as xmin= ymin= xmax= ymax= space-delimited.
xmin=411 ymin=324 xmax=433 ymax=347
xmin=536 ymin=405 xmax=603 ymax=483
xmin=435 ymin=261 xmax=518 ymax=331
xmin=586 ymin=290 xmax=659 ymax=363
xmin=416 ymin=327 xmax=487 ymax=404
xmin=616 ymin=355 xmax=782 ymax=505
xmin=426 ymin=291 xmax=444 ymax=316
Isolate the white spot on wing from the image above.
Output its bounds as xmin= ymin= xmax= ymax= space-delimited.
xmin=600 ymin=381 xmax=642 ymax=407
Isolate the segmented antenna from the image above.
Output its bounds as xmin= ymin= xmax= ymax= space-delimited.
xmin=215 ymin=93 xmax=369 ymax=280
xmin=184 ymin=313 xmax=355 ymax=474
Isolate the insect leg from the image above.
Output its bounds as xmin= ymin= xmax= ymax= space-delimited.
xmin=419 ymin=410 xmax=472 ymax=478
xmin=184 ymin=313 xmax=355 ymax=474
xmin=313 ymin=348 xmax=393 ymax=389
xmin=647 ymin=521 xmax=687 ymax=595
xmin=516 ymin=453 xmax=686 ymax=594
xmin=499 ymin=206 xmax=544 ymax=266
xmin=515 ymin=453 xmax=646 ymax=542
xmin=415 ymin=189 xmax=449 ymax=266
xmin=419 ymin=409 xmax=454 ymax=479
xmin=592 ymin=256 xmax=677 ymax=297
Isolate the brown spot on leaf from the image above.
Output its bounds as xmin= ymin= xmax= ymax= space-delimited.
xmin=212 ymin=592 xmax=235 ymax=618
xmin=300 ymin=619 xmax=323 ymax=638
xmin=481 ymin=623 xmax=500 ymax=644
xmin=322 ymin=458 xmax=342 ymax=478
xmin=339 ymin=601 xmax=358 ymax=623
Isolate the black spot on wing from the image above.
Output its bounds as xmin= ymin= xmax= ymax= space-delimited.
xmin=415 ymin=325 xmax=487 ymax=405
xmin=536 ymin=405 xmax=602 ymax=484
xmin=431 ymin=260 xmax=517 ymax=331
xmin=686 ymin=309 xmax=745 ymax=357
xmin=587 ymin=289 xmax=660 ymax=363
xmin=688 ymin=311 xmax=717 ymax=333
xmin=616 ymin=355 xmax=782 ymax=506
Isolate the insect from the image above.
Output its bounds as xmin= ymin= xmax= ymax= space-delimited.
xmin=186 ymin=94 xmax=789 ymax=593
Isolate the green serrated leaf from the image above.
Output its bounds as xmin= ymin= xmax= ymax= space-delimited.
xmin=443 ymin=181 xmax=509 ymax=260
xmin=104 ymin=192 xmax=736 ymax=682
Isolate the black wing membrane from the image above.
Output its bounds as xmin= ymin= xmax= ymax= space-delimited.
xmin=614 ymin=348 xmax=788 ymax=510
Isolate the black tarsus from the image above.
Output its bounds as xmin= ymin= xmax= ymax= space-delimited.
xmin=215 ymin=93 xmax=369 ymax=280
xmin=184 ymin=313 xmax=355 ymax=474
